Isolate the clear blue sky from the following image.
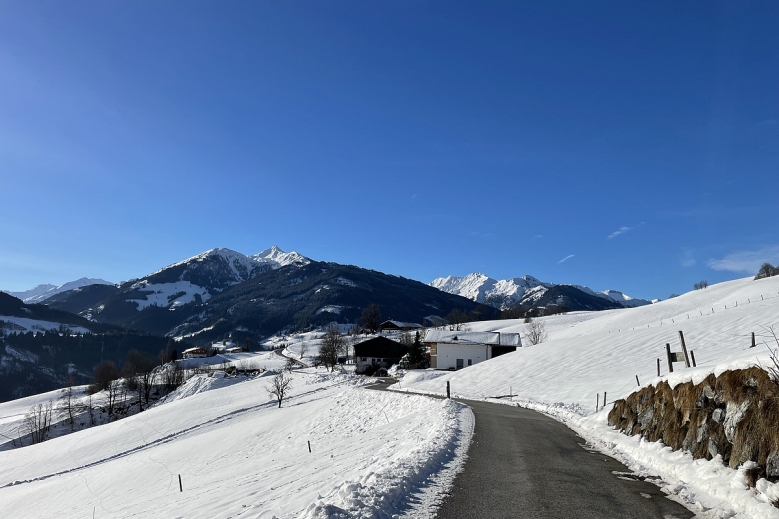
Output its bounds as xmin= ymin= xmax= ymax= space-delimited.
xmin=1 ymin=1 xmax=777 ymax=300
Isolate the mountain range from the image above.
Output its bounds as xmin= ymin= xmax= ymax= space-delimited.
xmin=39 ymin=246 xmax=492 ymax=345
xmin=4 ymin=277 xmax=113 ymax=304
xmin=430 ymin=272 xmax=653 ymax=311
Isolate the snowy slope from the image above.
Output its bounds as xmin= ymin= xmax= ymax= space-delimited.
xmin=5 ymin=278 xmax=113 ymax=304
xmin=0 ymin=372 xmax=472 ymax=519
xmin=410 ymin=275 xmax=779 ymax=408
xmin=400 ymin=275 xmax=779 ymax=519
xmin=431 ymin=272 xmax=652 ymax=310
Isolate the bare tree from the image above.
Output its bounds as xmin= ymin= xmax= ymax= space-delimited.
xmin=756 ymin=263 xmax=777 ymax=280
xmin=360 ymin=304 xmax=382 ymax=334
xmin=446 ymin=309 xmax=468 ymax=331
xmin=20 ymin=401 xmax=53 ymax=445
xmin=57 ymin=376 xmax=78 ymax=433
xmin=299 ymin=341 xmax=309 ymax=361
xmin=73 ymin=391 xmax=96 ymax=428
xmin=523 ymin=318 xmax=549 ymax=345
xmin=317 ymin=326 xmax=343 ymax=371
xmin=267 ymin=372 xmax=292 ymax=408
xmin=162 ymin=361 xmax=186 ymax=392
xmin=92 ymin=360 xmax=119 ymax=393
xmin=124 ymin=350 xmax=156 ymax=411
xmin=284 ymin=355 xmax=297 ymax=372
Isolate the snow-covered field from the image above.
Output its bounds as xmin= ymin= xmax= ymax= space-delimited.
xmin=395 ymin=274 xmax=779 ymax=519
xmin=0 ymin=315 xmax=91 ymax=335
xmin=0 ymin=371 xmax=472 ymax=519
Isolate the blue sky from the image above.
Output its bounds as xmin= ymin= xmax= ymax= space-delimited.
xmin=1 ymin=1 xmax=777 ymax=300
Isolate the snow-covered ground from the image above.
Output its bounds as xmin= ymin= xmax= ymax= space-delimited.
xmin=395 ymin=274 xmax=779 ymax=519
xmin=0 ymin=316 xmax=91 ymax=335
xmin=0 ymin=371 xmax=472 ymax=518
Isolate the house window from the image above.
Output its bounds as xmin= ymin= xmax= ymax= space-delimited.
xmin=468 ymin=359 xmax=472 ymax=366
xmin=456 ymin=359 xmax=464 ymax=370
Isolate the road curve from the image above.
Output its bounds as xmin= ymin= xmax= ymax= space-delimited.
xmin=368 ymin=380 xmax=693 ymax=519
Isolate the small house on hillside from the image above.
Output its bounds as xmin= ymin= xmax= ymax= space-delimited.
xmin=423 ymin=330 xmax=520 ymax=370
xmin=380 ymin=320 xmax=423 ymax=332
xmin=182 ymin=347 xmax=208 ymax=359
xmin=354 ymin=336 xmax=409 ymax=373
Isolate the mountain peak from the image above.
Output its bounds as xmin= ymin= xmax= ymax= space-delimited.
xmin=432 ymin=272 xmax=650 ymax=310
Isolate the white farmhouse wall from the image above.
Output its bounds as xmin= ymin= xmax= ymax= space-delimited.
xmin=435 ymin=344 xmax=491 ymax=370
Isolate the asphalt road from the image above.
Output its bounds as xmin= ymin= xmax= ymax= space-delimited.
xmin=368 ymin=380 xmax=694 ymax=519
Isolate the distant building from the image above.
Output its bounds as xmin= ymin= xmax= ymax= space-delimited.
xmin=182 ymin=347 xmax=209 ymax=359
xmin=225 ymin=346 xmax=244 ymax=354
xmin=354 ymin=336 xmax=409 ymax=372
xmin=210 ymin=340 xmax=236 ymax=353
xmin=380 ymin=320 xmax=424 ymax=332
xmin=423 ymin=330 xmax=520 ymax=370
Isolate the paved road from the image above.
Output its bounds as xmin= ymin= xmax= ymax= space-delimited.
xmin=368 ymin=380 xmax=693 ymax=519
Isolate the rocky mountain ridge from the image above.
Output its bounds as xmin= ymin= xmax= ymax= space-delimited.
xmin=431 ymin=272 xmax=653 ymax=310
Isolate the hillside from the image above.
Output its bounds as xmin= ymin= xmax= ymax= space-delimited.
xmin=398 ymin=275 xmax=779 ymax=519
xmin=4 ymin=277 xmax=113 ymax=304
xmin=0 ymin=292 xmax=188 ymax=402
xmin=45 ymin=249 xmax=492 ymax=344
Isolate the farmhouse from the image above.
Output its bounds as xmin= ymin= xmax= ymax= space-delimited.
xmin=423 ymin=330 xmax=520 ymax=370
xmin=182 ymin=347 xmax=208 ymax=359
xmin=354 ymin=336 xmax=408 ymax=372
xmin=379 ymin=320 xmax=424 ymax=332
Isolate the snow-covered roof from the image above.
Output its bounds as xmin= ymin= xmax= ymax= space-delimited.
xmin=183 ymin=347 xmax=208 ymax=353
xmin=423 ymin=330 xmax=521 ymax=346
xmin=381 ymin=320 xmax=423 ymax=329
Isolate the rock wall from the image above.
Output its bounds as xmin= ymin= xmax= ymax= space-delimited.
xmin=608 ymin=367 xmax=779 ymax=485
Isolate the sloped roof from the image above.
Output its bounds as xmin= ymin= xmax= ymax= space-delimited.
xmin=380 ymin=320 xmax=423 ymax=329
xmin=423 ymin=330 xmax=521 ymax=346
xmin=353 ymin=336 xmax=409 ymax=358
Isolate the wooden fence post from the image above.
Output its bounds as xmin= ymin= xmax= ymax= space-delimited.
xmin=666 ymin=344 xmax=674 ymax=373
xmin=596 ymin=393 xmax=599 ymax=412
xmin=603 ymin=391 xmax=607 ymax=408
xmin=308 ymin=440 xmax=311 ymax=453
xmin=690 ymin=350 xmax=697 ymax=367
xmin=446 ymin=381 xmax=450 ymax=399
xmin=751 ymin=332 xmax=756 ymax=348
xmin=678 ymin=331 xmax=691 ymax=368
xmin=656 ymin=358 xmax=660 ymax=377
xmin=179 ymin=474 xmax=183 ymax=493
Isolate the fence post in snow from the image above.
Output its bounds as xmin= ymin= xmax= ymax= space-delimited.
xmin=179 ymin=474 xmax=183 ymax=493
xmin=308 ymin=440 xmax=311 ymax=453
xmin=635 ymin=375 xmax=640 ymax=386
xmin=446 ymin=381 xmax=450 ymax=399
xmin=596 ymin=393 xmax=599 ymax=412
xmin=603 ymin=391 xmax=607 ymax=408
xmin=751 ymin=332 xmax=756 ymax=348
xmin=656 ymin=358 xmax=660 ymax=377
xmin=678 ymin=331 xmax=691 ymax=368
xmin=666 ymin=344 xmax=674 ymax=373
xmin=690 ymin=350 xmax=697 ymax=367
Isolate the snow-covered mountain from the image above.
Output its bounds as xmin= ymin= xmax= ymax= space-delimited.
xmin=430 ymin=273 xmax=652 ymax=310
xmin=4 ymin=278 xmax=113 ymax=304
xmin=251 ymin=245 xmax=310 ymax=268
xmin=431 ymin=273 xmax=552 ymax=310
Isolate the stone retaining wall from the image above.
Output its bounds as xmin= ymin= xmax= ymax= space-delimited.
xmin=608 ymin=367 xmax=779 ymax=485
